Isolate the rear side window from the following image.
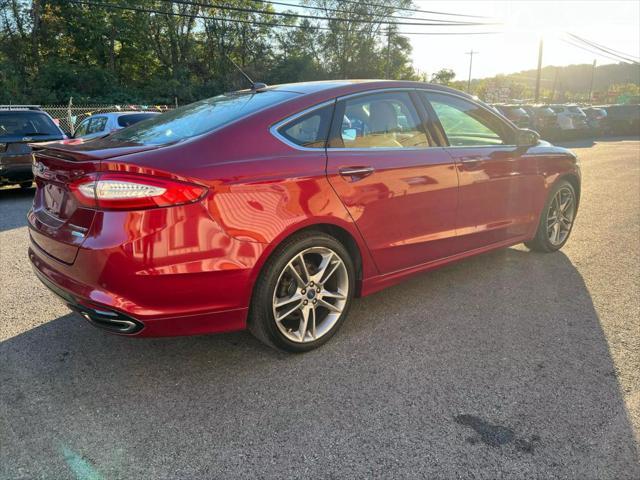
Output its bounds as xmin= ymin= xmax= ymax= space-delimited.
xmin=117 ymin=113 xmax=157 ymax=128
xmin=423 ymin=92 xmax=511 ymax=147
xmin=0 ymin=111 xmax=60 ymax=140
xmin=87 ymin=117 xmax=108 ymax=134
xmin=74 ymin=119 xmax=90 ymax=137
xmin=277 ymin=104 xmax=334 ymax=148
xmin=109 ymin=90 xmax=298 ymax=145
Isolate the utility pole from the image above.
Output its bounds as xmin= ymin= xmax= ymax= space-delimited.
xmin=466 ymin=50 xmax=478 ymax=93
xmin=386 ymin=27 xmax=393 ymax=79
xmin=588 ymin=59 xmax=597 ymax=103
xmin=534 ymin=38 xmax=543 ymax=103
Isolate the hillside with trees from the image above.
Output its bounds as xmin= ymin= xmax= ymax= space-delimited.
xmin=429 ymin=63 xmax=640 ymax=104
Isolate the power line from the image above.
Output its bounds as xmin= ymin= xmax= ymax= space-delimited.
xmin=66 ymin=0 xmax=501 ymax=36
xmin=334 ymin=0 xmax=492 ymax=19
xmin=155 ymin=0 xmax=498 ymax=27
xmin=568 ymin=33 xmax=640 ymax=61
xmin=567 ymin=33 xmax=639 ymax=64
xmin=563 ymin=37 xmax=636 ymax=65
xmin=562 ymin=39 xmax=634 ymax=65
xmin=255 ymin=0 xmax=487 ymax=22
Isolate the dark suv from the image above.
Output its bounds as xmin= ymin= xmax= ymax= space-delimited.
xmin=493 ymin=105 xmax=532 ymax=128
xmin=602 ymin=104 xmax=640 ymax=135
xmin=0 ymin=106 xmax=66 ymax=189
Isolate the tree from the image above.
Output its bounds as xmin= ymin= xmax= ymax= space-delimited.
xmin=0 ymin=0 xmax=417 ymax=104
xmin=430 ymin=68 xmax=455 ymax=86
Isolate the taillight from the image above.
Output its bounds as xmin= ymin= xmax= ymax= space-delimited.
xmin=70 ymin=173 xmax=207 ymax=210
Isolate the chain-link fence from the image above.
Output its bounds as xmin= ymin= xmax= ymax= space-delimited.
xmin=42 ymin=104 xmax=173 ymax=135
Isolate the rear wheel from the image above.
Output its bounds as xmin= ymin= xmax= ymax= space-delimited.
xmin=249 ymin=232 xmax=355 ymax=352
xmin=526 ymin=180 xmax=577 ymax=252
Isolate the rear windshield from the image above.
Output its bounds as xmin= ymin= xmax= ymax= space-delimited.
xmin=0 ymin=111 xmax=60 ymax=140
xmin=537 ymin=107 xmax=555 ymax=116
xmin=109 ymin=90 xmax=298 ymax=145
xmin=510 ymin=107 xmax=528 ymax=116
xmin=117 ymin=113 xmax=158 ymax=128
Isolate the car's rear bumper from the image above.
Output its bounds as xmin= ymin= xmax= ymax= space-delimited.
xmin=0 ymin=153 xmax=33 ymax=184
xmin=28 ymin=224 xmax=255 ymax=337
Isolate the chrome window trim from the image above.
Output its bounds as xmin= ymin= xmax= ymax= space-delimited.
xmin=269 ymin=99 xmax=337 ymax=151
xmin=269 ymin=86 xmax=521 ymax=152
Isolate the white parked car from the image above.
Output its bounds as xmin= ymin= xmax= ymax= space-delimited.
xmin=73 ymin=111 xmax=160 ymax=140
xmin=548 ymin=105 xmax=588 ymax=131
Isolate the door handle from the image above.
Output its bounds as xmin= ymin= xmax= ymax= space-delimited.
xmin=339 ymin=166 xmax=375 ymax=180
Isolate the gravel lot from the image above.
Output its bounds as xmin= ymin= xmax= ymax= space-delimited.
xmin=1 ymin=138 xmax=639 ymax=479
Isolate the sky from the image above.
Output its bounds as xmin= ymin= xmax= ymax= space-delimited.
xmin=405 ymin=0 xmax=640 ymax=80
xmin=279 ymin=0 xmax=640 ymax=81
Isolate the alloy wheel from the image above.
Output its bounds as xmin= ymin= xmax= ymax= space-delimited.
xmin=547 ymin=186 xmax=575 ymax=246
xmin=272 ymin=246 xmax=349 ymax=343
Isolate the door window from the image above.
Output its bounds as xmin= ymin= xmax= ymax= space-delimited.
xmin=423 ymin=92 xmax=511 ymax=147
xmin=331 ymin=91 xmax=430 ymax=148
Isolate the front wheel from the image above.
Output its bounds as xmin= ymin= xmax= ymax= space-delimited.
xmin=526 ymin=180 xmax=577 ymax=252
xmin=249 ymin=232 xmax=355 ymax=352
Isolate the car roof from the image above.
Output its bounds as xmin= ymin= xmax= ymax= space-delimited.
xmin=257 ymin=79 xmax=477 ymax=100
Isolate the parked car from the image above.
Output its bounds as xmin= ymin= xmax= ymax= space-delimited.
xmin=73 ymin=111 xmax=160 ymax=140
xmin=582 ymin=106 xmax=608 ymax=133
xmin=28 ymin=80 xmax=581 ymax=352
xmin=0 ymin=106 xmax=66 ymax=189
xmin=520 ymin=105 xmax=558 ymax=137
xmin=548 ymin=105 xmax=589 ymax=135
xmin=493 ymin=105 xmax=532 ymax=128
xmin=601 ymin=104 xmax=640 ymax=135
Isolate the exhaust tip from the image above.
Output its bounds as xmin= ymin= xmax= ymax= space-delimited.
xmin=72 ymin=305 xmax=143 ymax=334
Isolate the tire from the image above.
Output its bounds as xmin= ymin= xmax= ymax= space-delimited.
xmin=248 ymin=231 xmax=355 ymax=352
xmin=525 ymin=180 xmax=577 ymax=253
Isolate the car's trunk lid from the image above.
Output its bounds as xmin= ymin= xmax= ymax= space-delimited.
xmin=28 ymin=141 xmax=160 ymax=264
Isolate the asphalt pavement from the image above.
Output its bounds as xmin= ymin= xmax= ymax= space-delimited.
xmin=1 ymin=138 xmax=639 ymax=479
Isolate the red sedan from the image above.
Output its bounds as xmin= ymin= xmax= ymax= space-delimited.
xmin=28 ymin=80 xmax=580 ymax=352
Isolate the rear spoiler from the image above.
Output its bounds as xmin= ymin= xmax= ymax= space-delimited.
xmin=30 ymin=141 xmax=162 ymax=162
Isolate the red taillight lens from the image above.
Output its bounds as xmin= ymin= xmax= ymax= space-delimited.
xmin=71 ymin=173 xmax=207 ymax=210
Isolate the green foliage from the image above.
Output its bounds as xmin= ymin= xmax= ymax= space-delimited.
xmin=430 ymin=68 xmax=455 ymax=86
xmin=0 ymin=0 xmax=420 ymax=104
xmin=469 ymin=62 xmax=640 ymax=103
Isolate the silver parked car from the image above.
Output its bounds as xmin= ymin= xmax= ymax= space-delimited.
xmin=73 ymin=111 xmax=160 ymax=140
xmin=547 ymin=105 xmax=588 ymax=131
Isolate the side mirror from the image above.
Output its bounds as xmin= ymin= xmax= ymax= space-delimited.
xmin=516 ymin=128 xmax=540 ymax=146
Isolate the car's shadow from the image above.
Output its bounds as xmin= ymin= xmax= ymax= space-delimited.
xmin=2 ymin=246 xmax=638 ymax=478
